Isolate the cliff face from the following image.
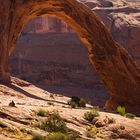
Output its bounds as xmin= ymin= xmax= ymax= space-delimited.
xmin=24 ymin=16 xmax=73 ymax=33
xmin=21 ymin=0 xmax=140 ymax=66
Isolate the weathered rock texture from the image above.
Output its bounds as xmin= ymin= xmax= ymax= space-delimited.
xmin=0 ymin=0 xmax=140 ymax=114
xmin=24 ymin=16 xmax=73 ymax=33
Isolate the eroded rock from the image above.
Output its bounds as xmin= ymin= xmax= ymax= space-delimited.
xmin=0 ymin=0 xmax=140 ymax=114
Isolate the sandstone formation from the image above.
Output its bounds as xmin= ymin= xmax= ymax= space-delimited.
xmin=24 ymin=16 xmax=73 ymax=33
xmin=0 ymin=0 xmax=140 ymax=114
xmin=21 ymin=0 xmax=140 ymax=67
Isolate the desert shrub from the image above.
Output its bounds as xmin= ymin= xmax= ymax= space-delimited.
xmin=68 ymin=131 xmax=80 ymax=140
xmin=85 ymin=126 xmax=98 ymax=138
xmin=116 ymin=106 xmax=125 ymax=116
xmin=106 ymin=2 xmax=113 ymax=7
xmin=48 ymin=102 xmax=54 ymax=106
xmin=46 ymin=132 xmax=68 ymax=140
xmin=36 ymin=109 xmax=47 ymax=117
xmin=67 ymin=96 xmax=79 ymax=105
xmin=70 ymin=102 xmax=77 ymax=108
xmin=125 ymin=113 xmax=136 ymax=119
xmin=32 ymin=135 xmax=45 ymax=140
xmin=92 ymin=106 xmax=99 ymax=111
xmin=43 ymin=112 xmax=67 ymax=133
xmin=9 ymin=101 xmax=15 ymax=107
xmin=19 ymin=127 xmax=26 ymax=132
xmin=84 ymin=108 xmax=99 ymax=122
xmin=79 ymin=98 xmax=86 ymax=107
xmin=0 ymin=121 xmax=7 ymax=128
xmin=68 ymin=96 xmax=86 ymax=108
xmin=50 ymin=94 xmax=54 ymax=99
xmin=104 ymin=116 xmax=115 ymax=124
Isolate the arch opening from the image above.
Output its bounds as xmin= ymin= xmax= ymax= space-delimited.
xmin=10 ymin=15 xmax=110 ymax=107
xmin=0 ymin=0 xmax=140 ymax=114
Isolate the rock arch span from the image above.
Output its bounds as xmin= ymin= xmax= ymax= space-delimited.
xmin=0 ymin=0 xmax=140 ymax=114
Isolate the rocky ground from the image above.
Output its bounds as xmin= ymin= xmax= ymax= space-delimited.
xmin=0 ymin=77 xmax=139 ymax=140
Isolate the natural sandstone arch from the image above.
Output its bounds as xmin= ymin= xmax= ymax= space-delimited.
xmin=0 ymin=0 xmax=140 ymax=114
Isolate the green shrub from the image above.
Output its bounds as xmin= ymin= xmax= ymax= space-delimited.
xmin=32 ymin=135 xmax=45 ymax=140
xmin=46 ymin=132 xmax=68 ymax=140
xmin=9 ymin=101 xmax=15 ymax=107
xmin=79 ymin=98 xmax=86 ymax=107
xmin=104 ymin=116 xmax=115 ymax=124
xmin=106 ymin=2 xmax=113 ymax=7
xmin=0 ymin=121 xmax=7 ymax=128
xmin=125 ymin=113 xmax=136 ymax=119
xmin=84 ymin=109 xmax=99 ymax=122
xmin=68 ymin=96 xmax=86 ymax=108
xmin=70 ymin=102 xmax=77 ymax=108
xmin=92 ymin=106 xmax=99 ymax=111
xmin=68 ymin=131 xmax=80 ymax=140
xmin=48 ymin=102 xmax=54 ymax=106
xmin=116 ymin=106 xmax=125 ymax=116
xmin=85 ymin=126 xmax=98 ymax=138
xmin=36 ymin=109 xmax=47 ymax=117
xmin=43 ymin=112 xmax=67 ymax=133
xmin=50 ymin=94 xmax=54 ymax=99
xmin=71 ymin=96 xmax=80 ymax=104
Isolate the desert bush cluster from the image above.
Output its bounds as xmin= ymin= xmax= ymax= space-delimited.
xmin=116 ymin=106 xmax=136 ymax=119
xmin=67 ymin=96 xmax=86 ymax=108
xmin=32 ymin=111 xmax=80 ymax=140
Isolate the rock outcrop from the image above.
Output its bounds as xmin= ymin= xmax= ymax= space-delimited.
xmin=0 ymin=0 xmax=140 ymax=114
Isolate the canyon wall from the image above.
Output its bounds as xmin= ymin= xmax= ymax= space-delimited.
xmin=20 ymin=0 xmax=140 ymax=66
xmin=10 ymin=0 xmax=140 ymax=86
xmin=24 ymin=16 xmax=73 ymax=33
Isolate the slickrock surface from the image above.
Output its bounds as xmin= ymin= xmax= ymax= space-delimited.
xmin=0 ymin=78 xmax=139 ymax=140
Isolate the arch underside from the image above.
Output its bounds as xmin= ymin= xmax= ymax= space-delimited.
xmin=0 ymin=0 xmax=140 ymax=115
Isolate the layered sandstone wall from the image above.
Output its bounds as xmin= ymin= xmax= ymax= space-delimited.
xmin=21 ymin=0 xmax=140 ymax=66
xmin=24 ymin=16 xmax=73 ymax=33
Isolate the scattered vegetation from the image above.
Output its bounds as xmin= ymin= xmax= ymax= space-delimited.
xmin=9 ymin=101 xmax=16 ymax=107
xmin=84 ymin=108 xmax=99 ymax=122
xmin=85 ymin=126 xmax=98 ymax=138
xmin=116 ymin=106 xmax=125 ymax=116
xmin=19 ymin=127 xmax=26 ymax=132
xmin=32 ymin=135 xmax=45 ymax=140
xmin=79 ymin=98 xmax=86 ymax=107
xmin=116 ymin=106 xmax=136 ymax=119
xmin=104 ymin=116 xmax=116 ymax=124
xmin=1 ymin=126 xmax=25 ymax=139
xmin=0 ymin=121 xmax=7 ymax=128
xmin=48 ymin=102 xmax=54 ymax=106
xmin=68 ymin=96 xmax=86 ymax=108
xmin=43 ymin=112 xmax=67 ymax=133
xmin=107 ymin=2 xmax=113 ymax=7
xmin=69 ymin=102 xmax=77 ymax=108
xmin=36 ymin=109 xmax=47 ymax=117
xmin=46 ymin=132 xmax=68 ymax=140
xmin=50 ymin=94 xmax=54 ymax=99
xmin=85 ymin=126 xmax=106 ymax=139
xmin=125 ymin=113 xmax=136 ymax=119
xmin=67 ymin=131 xmax=80 ymax=140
